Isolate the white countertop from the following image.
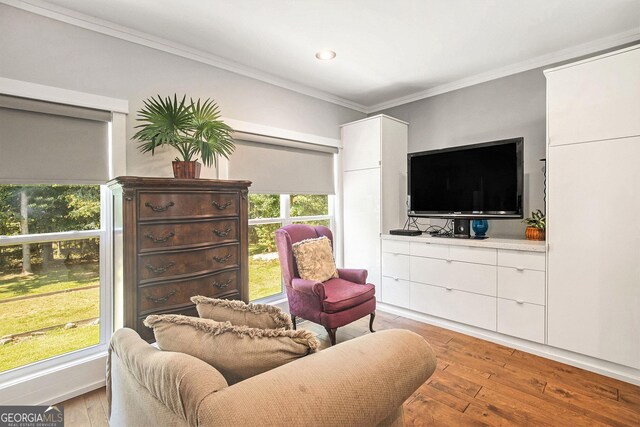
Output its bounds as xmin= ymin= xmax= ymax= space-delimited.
xmin=381 ymin=233 xmax=546 ymax=252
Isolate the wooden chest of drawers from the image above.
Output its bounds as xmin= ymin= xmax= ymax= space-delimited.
xmin=108 ymin=176 xmax=251 ymax=341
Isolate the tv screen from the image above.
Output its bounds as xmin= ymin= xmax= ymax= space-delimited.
xmin=408 ymin=138 xmax=523 ymax=218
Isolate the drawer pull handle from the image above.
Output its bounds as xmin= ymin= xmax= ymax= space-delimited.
xmin=213 ymin=227 xmax=232 ymax=237
xmin=446 ymin=259 xmax=453 ymax=263
xmin=145 ymin=262 xmax=175 ymax=274
xmin=516 ymin=300 xmax=524 ymax=305
xmin=516 ymin=267 xmax=525 ymax=271
xmin=144 ymin=232 xmax=175 ymax=243
xmin=393 ymin=277 xmax=399 ymax=281
xmin=445 ymin=287 xmax=453 ymax=291
xmin=145 ymin=201 xmax=175 ymax=212
xmin=212 ymin=278 xmax=233 ymax=289
xmin=146 ymin=289 xmax=177 ymax=304
xmin=213 ymin=253 xmax=232 ymax=263
xmin=212 ymin=201 xmax=233 ymax=210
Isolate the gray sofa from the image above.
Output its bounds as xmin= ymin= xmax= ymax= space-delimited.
xmin=107 ymin=327 xmax=437 ymax=426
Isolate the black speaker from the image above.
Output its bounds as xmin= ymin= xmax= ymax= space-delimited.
xmin=453 ymin=219 xmax=471 ymax=238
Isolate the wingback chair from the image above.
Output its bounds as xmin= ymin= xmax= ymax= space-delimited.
xmin=275 ymin=224 xmax=376 ymax=345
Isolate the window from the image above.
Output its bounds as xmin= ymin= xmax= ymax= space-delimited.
xmin=0 ymin=185 xmax=105 ymax=373
xmin=248 ymin=194 xmax=334 ymax=301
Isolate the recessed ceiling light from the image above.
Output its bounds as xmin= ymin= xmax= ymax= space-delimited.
xmin=315 ymin=50 xmax=336 ymax=60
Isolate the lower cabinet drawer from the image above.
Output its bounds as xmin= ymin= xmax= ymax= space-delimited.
xmin=382 ymin=239 xmax=410 ymax=255
xmin=138 ymin=269 xmax=240 ymax=314
xmin=498 ymin=249 xmax=545 ymax=271
xmin=382 ymin=252 xmax=410 ymax=280
xmin=497 ymin=267 xmax=545 ymax=305
xmin=381 ymin=276 xmax=410 ymax=307
xmin=410 ymin=257 xmax=496 ymax=296
xmin=410 ymin=283 xmax=496 ymax=331
xmin=497 ymin=298 xmax=545 ymax=343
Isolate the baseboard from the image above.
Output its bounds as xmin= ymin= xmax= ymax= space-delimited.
xmin=377 ymin=302 xmax=640 ymax=386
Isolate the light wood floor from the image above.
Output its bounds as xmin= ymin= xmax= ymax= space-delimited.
xmin=60 ymin=311 xmax=640 ymax=426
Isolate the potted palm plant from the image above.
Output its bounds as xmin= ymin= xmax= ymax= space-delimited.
xmin=523 ymin=209 xmax=546 ymax=241
xmin=133 ymin=94 xmax=235 ymax=178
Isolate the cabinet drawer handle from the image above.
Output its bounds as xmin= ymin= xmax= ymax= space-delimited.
xmin=212 ymin=253 xmax=232 ymax=263
xmin=445 ymin=287 xmax=453 ymax=291
xmin=516 ymin=300 xmax=525 ymax=305
xmin=393 ymin=277 xmax=399 ymax=281
xmin=145 ymin=201 xmax=175 ymax=212
xmin=446 ymin=259 xmax=453 ymax=263
xmin=146 ymin=289 xmax=177 ymax=304
xmin=516 ymin=267 xmax=525 ymax=271
xmin=213 ymin=227 xmax=232 ymax=237
xmin=212 ymin=201 xmax=233 ymax=210
xmin=145 ymin=262 xmax=175 ymax=274
xmin=144 ymin=232 xmax=175 ymax=243
xmin=212 ymin=278 xmax=233 ymax=289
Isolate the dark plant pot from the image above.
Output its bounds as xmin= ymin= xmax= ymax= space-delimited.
xmin=525 ymin=227 xmax=545 ymax=241
xmin=172 ymin=161 xmax=201 ymax=179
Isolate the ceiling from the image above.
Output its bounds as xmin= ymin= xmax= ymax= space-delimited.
xmin=18 ymin=0 xmax=640 ymax=112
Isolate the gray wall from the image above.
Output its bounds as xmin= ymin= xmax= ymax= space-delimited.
xmin=376 ymin=69 xmax=547 ymax=237
xmin=0 ymin=4 xmax=365 ymax=178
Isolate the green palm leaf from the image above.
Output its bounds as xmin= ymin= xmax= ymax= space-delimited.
xmin=133 ymin=94 xmax=235 ymax=167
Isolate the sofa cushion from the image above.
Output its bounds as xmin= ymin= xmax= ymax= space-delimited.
xmin=191 ymin=296 xmax=292 ymax=329
xmin=143 ymin=314 xmax=319 ymax=385
xmin=322 ymin=278 xmax=375 ymax=313
xmin=292 ymin=236 xmax=338 ymax=283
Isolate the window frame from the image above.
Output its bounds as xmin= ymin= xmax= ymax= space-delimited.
xmin=249 ymin=193 xmax=335 ymax=303
xmin=0 ymin=78 xmax=127 ymax=404
xmin=0 ymin=186 xmax=111 ymax=382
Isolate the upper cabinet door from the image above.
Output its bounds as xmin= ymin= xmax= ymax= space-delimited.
xmin=342 ymin=117 xmax=381 ymax=171
xmin=547 ymin=46 xmax=640 ymax=147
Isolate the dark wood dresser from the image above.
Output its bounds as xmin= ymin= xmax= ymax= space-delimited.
xmin=108 ymin=176 xmax=251 ymax=341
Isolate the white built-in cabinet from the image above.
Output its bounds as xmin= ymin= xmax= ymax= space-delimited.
xmin=545 ymin=45 xmax=640 ymax=370
xmin=381 ymin=236 xmax=547 ymax=343
xmin=341 ymin=115 xmax=408 ymax=287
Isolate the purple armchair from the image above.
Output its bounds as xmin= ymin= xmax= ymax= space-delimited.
xmin=275 ymin=224 xmax=376 ymax=345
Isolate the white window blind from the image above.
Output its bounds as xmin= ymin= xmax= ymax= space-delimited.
xmin=0 ymin=94 xmax=111 ymax=184
xmin=228 ymin=134 xmax=337 ymax=195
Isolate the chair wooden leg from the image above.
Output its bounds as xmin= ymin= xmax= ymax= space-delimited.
xmin=369 ymin=312 xmax=376 ymax=333
xmin=291 ymin=315 xmax=297 ymax=330
xmin=325 ymin=327 xmax=337 ymax=346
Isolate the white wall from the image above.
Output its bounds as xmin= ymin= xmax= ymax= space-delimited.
xmin=0 ymin=4 xmax=365 ymax=178
xmin=375 ymin=69 xmax=548 ymax=237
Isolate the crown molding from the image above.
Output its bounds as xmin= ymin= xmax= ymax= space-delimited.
xmin=1 ymin=0 xmax=368 ymax=113
xmin=4 ymin=0 xmax=639 ymax=115
xmin=366 ymin=28 xmax=640 ymax=113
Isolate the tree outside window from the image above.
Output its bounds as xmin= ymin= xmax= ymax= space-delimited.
xmin=0 ymin=185 xmax=101 ymax=373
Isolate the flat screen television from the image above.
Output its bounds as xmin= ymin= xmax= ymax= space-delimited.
xmin=408 ymin=137 xmax=523 ymax=219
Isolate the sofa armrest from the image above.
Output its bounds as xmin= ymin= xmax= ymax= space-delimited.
xmin=197 ymin=329 xmax=436 ymax=426
xmin=337 ymin=268 xmax=368 ymax=284
xmin=107 ymin=328 xmax=228 ymax=427
xmin=292 ymin=278 xmax=326 ymax=300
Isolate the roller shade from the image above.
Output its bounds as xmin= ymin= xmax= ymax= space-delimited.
xmin=0 ymin=95 xmax=110 ymax=184
xmin=228 ymin=139 xmax=336 ymax=195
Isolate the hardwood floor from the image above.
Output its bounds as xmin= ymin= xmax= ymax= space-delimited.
xmin=60 ymin=311 xmax=640 ymax=426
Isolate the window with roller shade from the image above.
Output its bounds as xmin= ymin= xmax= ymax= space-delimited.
xmin=0 ymin=95 xmax=110 ymax=374
xmin=228 ymin=135 xmax=337 ymax=301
